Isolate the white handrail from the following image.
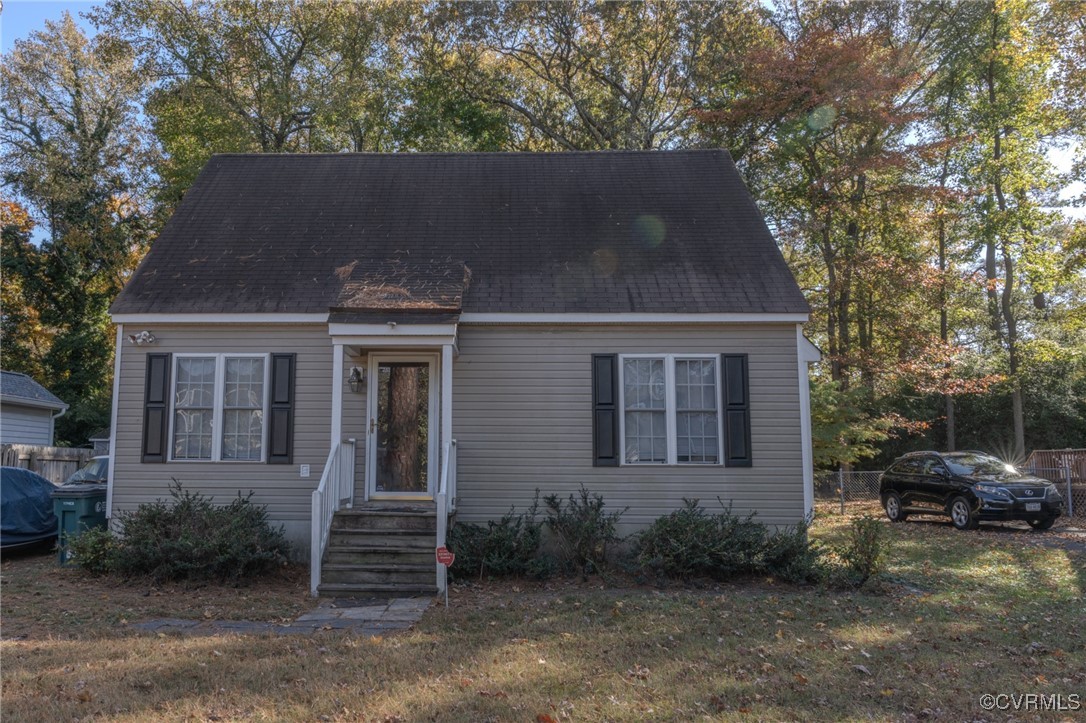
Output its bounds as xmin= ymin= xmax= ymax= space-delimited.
xmin=310 ymin=439 xmax=356 ymax=596
xmin=435 ymin=438 xmax=457 ymax=594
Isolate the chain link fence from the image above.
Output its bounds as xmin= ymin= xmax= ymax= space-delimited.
xmin=1023 ymin=467 xmax=1085 ymax=518
xmin=815 ymin=469 xmax=1085 ymax=518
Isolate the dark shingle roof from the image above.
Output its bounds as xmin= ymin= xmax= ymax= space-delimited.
xmin=111 ymin=150 xmax=808 ymax=315
xmin=0 ymin=371 xmax=67 ymax=409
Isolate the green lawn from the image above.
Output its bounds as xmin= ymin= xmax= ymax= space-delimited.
xmin=1 ymin=508 xmax=1083 ymax=721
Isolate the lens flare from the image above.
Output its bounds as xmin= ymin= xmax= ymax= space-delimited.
xmin=592 ymin=248 xmax=619 ymax=276
xmin=632 ymin=214 xmax=666 ymax=248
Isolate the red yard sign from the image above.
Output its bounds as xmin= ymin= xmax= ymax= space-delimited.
xmin=436 ymin=546 xmax=455 ymax=567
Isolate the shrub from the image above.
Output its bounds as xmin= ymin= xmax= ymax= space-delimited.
xmin=111 ymin=481 xmax=290 ymax=583
xmin=834 ymin=515 xmax=886 ymax=588
xmin=634 ymin=499 xmax=766 ymax=579
xmin=66 ymin=526 xmax=119 ymax=575
xmin=635 ymin=499 xmax=824 ymax=583
xmin=448 ymin=492 xmax=553 ymax=580
xmin=543 ymin=485 xmax=627 ymax=578
xmin=762 ymin=521 xmax=824 ymax=584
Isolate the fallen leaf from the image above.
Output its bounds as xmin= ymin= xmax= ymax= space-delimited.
xmin=854 ymin=665 xmax=872 ymax=676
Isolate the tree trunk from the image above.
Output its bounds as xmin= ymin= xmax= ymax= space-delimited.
xmin=938 ymin=203 xmax=955 ymax=451
xmin=386 ymin=365 xmax=422 ymax=490
xmin=1002 ymin=247 xmax=1025 ymax=459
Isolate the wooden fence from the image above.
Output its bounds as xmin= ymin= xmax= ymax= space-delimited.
xmin=1 ymin=444 xmax=93 ymax=485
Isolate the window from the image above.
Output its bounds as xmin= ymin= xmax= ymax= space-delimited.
xmin=170 ymin=354 xmax=268 ymax=461
xmin=620 ymin=355 xmax=721 ymax=465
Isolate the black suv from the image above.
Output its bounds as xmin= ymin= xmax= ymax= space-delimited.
xmin=880 ymin=451 xmax=1064 ymax=530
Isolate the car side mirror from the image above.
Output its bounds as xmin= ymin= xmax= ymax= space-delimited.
xmin=933 ymin=466 xmax=949 ymax=477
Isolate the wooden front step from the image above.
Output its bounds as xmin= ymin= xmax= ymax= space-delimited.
xmin=325 ymin=545 xmax=434 ymax=566
xmin=319 ymin=504 xmax=442 ymax=596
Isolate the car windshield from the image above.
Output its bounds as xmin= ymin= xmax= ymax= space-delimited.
xmin=67 ymin=458 xmax=108 ymax=483
xmin=943 ymin=453 xmax=1019 ymax=477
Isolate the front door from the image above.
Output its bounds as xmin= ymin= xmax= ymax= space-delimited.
xmin=366 ymin=354 xmax=437 ymax=499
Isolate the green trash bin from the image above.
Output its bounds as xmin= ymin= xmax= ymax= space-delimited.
xmin=52 ymin=483 xmax=108 ymax=565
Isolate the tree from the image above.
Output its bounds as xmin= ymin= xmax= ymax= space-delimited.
xmin=431 ymin=1 xmax=760 ymax=150
xmin=1 ymin=13 xmax=152 ymax=444
xmin=953 ymin=0 xmax=1065 ymax=459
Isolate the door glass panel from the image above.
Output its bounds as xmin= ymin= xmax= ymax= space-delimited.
xmin=375 ymin=362 xmax=429 ymax=494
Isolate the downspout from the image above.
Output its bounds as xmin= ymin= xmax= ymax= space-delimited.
xmin=50 ymin=405 xmax=68 ymax=445
xmin=796 ymin=325 xmax=820 ymax=523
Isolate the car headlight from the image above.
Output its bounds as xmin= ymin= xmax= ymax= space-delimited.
xmin=1047 ymin=484 xmax=1062 ymax=499
xmin=975 ymin=483 xmax=1010 ymax=497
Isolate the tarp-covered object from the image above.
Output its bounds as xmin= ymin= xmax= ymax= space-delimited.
xmin=1 ymin=466 xmax=58 ymax=548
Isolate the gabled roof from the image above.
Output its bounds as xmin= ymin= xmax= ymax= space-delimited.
xmin=111 ymin=150 xmax=808 ymax=316
xmin=0 ymin=371 xmax=67 ymax=411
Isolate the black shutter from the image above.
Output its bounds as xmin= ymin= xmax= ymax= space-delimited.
xmin=722 ymin=354 xmax=752 ymax=467
xmin=592 ymin=354 xmax=619 ymax=467
xmin=267 ymin=353 xmax=296 ymax=464
xmin=142 ymin=353 xmax=171 ymax=463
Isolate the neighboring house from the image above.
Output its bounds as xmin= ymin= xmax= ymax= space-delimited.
xmin=108 ymin=150 xmax=820 ymax=596
xmin=0 ymin=371 xmax=68 ymax=446
xmin=88 ymin=426 xmax=111 ymax=456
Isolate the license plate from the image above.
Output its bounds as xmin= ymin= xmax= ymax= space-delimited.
xmin=1025 ymin=502 xmax=1041 ymax=512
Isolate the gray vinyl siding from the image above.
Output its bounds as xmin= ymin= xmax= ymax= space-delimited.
xmin=452 ymin=324 xmax=804 ymax=529
xmin=112 ymin=321 xmax=805 ymax=554
xmin=0 ymin=403 xmax=55 ymax=445
xmin=112 ymin=325 xmax=347 ymax=550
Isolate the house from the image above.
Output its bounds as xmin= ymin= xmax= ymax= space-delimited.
xmin=88 ymin=426 xmax=111 ymax=456
xmin=107 ymin=150 xmax=820 ymax=596
xmin=0 ymin=371 xmax=68 ymax=446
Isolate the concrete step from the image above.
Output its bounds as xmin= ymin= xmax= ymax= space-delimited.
xmin=321 ymin=563 xmax=436 ymax=586
xmin=318 ymin=581 xmax=437 ymax=597
xmin=325 ymin=545 xmax=435 ymax=566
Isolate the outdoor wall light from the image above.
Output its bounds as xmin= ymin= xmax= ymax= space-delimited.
xmin=347 ymin=366 xmax=365 ymax=393
xmin=127 ymin=331 xmax=156 ymax=345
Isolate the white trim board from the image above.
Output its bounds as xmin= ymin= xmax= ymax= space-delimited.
xmin=110 ymin=313 xmax=329 ymax=324
xmin=112 ymin=312 xmax=810 ymax=326
xmin=327 ymin=322 xmax=458 ymax=338
xmin=105 ymin=325 xmax=122 ymax=519
xmin=0 ymin=395 xmax=68 ymax=412
xmin=459 ymin=312 xmax=809 ymax=324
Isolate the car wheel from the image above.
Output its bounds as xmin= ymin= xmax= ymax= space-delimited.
xmin=883 ymin=493 xmax=908 ymax=522
xmin=1027 ymin=516 xmax=1057 ymax=531
xmin=949 ymin=496 xmax=978 ymax=530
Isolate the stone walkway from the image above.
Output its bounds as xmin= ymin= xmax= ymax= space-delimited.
xmin=130 ymin=596 xmax=431 ymax=637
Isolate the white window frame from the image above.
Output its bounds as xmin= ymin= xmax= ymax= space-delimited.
xmin=617 ymin=353 xmax=724 ymax=466
xmin=168 ymin=353 xmax=270 ymax=462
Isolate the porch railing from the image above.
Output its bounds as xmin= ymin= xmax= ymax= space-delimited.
xmin=310 ymin=438 xmax=356 ymax=596
xmin=435 ymin=438 xmax=457 ymax=593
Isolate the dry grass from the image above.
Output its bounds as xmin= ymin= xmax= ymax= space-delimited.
xmin=0 ymin=554 xmax=311 ymax=640
xmin=2 ymin=512 xmax=1084 ymax=721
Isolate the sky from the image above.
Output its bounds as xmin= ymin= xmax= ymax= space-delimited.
xmin=1 ymin=0 xmax=97 ymax=54
xmin=1 ymin=0 xmax=1082 ymax=218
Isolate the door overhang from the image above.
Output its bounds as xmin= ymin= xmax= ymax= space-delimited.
xmin=328 ymin=323 xmax=458 ymax=349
